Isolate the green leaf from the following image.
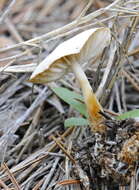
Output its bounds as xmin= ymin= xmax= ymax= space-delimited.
xmin=52 ymin=87 xmax=87 ymax=117
xmin=64 ymin=117 xmax=89 ymax=127
xmin=117 ymin=109 xmax=139 ymax=120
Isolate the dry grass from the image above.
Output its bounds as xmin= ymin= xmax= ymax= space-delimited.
xmin=0 ymin=0 xmax=139 ymax=189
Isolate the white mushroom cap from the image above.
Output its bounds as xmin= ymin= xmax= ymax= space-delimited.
xmin=29 ymin=27 xmax=111 ymax=83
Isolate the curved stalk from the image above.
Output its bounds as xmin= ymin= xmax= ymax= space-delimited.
xmin=71 ymin=62 xmax=104 ymax=127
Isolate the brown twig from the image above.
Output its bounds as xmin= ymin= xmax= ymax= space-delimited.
xmin=51 ymin=135 xmax=76 ymax=164
xmin=2 ymin=163 xmax=21 ymax=190
xmin=122 ymin=69 xmax=139 ymax=92
xmin=32 ymin=179 xmax=43 ymax=190
xmin=0 ymin=178 xmax=11 ymax=190
xmin=128 ymin=46 xmax=139 ymax=56
xmin=58 ymin=179 xmax=81 ymax=185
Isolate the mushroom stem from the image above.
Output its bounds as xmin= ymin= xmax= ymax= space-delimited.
xmin=71 ymin=62 xmax=104 ymax=125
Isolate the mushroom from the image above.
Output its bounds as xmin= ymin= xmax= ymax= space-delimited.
xmin=29 ymin=28 xmax=111 ymax=132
